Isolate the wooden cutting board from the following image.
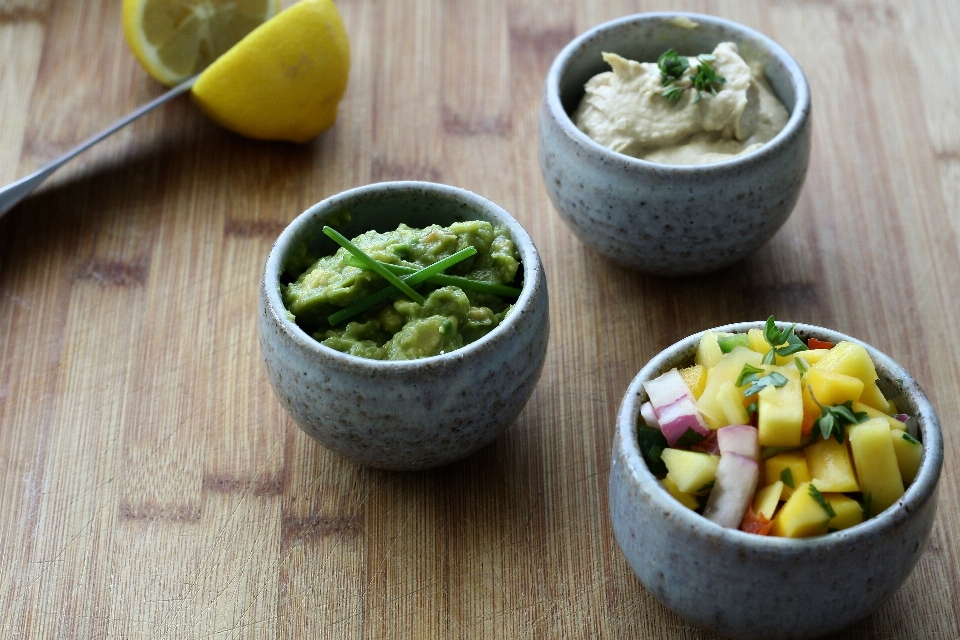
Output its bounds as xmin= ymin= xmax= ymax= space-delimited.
xmin=1 ymin=0 xmax=958 ymax=637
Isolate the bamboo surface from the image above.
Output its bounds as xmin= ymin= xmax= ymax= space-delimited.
xmin=2 ymin=0 xmax=959 ymax=637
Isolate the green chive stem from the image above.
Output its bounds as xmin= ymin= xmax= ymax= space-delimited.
xmin=323 ymin=226 xmax=425 ymax=305
xmin=327 ymin=246 xmax=477 ymax=326
xmin=344 ymin=255 xmax=522 ymax=297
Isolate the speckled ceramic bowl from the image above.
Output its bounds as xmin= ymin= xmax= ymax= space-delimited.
xmin=610 ymin=321 xmax=942 ymax=639
xmin=539 ymin=13 xmax=812 ymax=275
xmin=259 ymin=182 xmax=549 ymax=470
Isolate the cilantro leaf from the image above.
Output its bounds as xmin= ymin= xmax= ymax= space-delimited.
xmin=809 ymin=393 xmax=869 ymax=443
xmin=762 ymin=315 xmax=809 ymax=362
xmin=637 ymin=425 xmax=668 ymax=477
xmin=657 ymin=49 xmax=689 ymax=86
xmin=736 ymin=363 xmax=765 ymax=387
xmin=808 ymin=484 xmax=836 ymax=519
xmin=743 ymin=372 xmax=788 ymax=397
xmin=780 ymin=468 xmax=794 ymax=488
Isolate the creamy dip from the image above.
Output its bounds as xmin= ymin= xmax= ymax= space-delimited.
xmin=282 ymin=221 xmax=519 ymax=361
xmin=572 ymin=42 xmax=789 ymax=165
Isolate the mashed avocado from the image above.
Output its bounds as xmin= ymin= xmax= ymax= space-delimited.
xmin=282 ymin=220 xmax=521 ymax=361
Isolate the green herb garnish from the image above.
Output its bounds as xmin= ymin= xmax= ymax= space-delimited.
xmin=808 ymin=484 xmax=836 ymax=518
xmin=762 ymin=315 xmax=809 ymax=364
xmin=696 ymin=480 xmax=715 ymax=494
xmin=795 ymin=356 xmax=810 ymax=377
xmin=718 ymin=334 xmax=750 ymax=353
xmin=658 ymin=48 xmax=689 ymax=85
xmin=323 ymin=226 xmax=425 ymax=305
xmin=343 ymin=255 xmax=522 ymax=297
xmin=808 ymin=392 xmax=869 ymax=443
xmin=326 ymin=246 xmax=477 ymax=326
xmin=862 ymin=494 xmax=873 ymax=520
xmin=676 ymin=428 xmax=707 ymax=448
xmin=690 ymin=54 xmax=726 ymax=103
xmin=747 ymin=402 xmax=758 ymax=416
xmin=902 ymin=432 xmax=921 ymax=445
xmin=742 ymin=372 xmax=788 ymax=397
xmin=736 ymin=363 xmax=765 ymax=387
xmin=780 ymin=467 xmax=794 ymax=489
xmin=637 ymin=425 xmax=669 ymax=476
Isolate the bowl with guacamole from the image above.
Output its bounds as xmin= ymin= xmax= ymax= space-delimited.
xmin=258 ymin=181 xmax=549 ymax=470
xmin=538 ymin=12 xmax=812 ymax=275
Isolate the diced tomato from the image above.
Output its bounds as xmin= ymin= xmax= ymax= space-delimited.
xmin=740 ymin=505 xmax=774 ymax=536
xmin=808 ymin=338 xmax=834 ymax=350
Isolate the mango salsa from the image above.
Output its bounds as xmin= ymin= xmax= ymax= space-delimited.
xmin=637 ymin=316 xmax=923 ymax=538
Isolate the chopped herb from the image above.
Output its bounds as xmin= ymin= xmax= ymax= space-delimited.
xmin=743 ymin=371 xmax=788 ymax=397
xmin=696 ymin=480 xmax=715 ymax=494
xmin=323 ymin=226 xmax=425 ymax=305
xmin=795 ymin=356 xmax=810 ymax=377
xmin=676 ymin=428 xmax=707 ymax=448
xmin=657 ymin=48 xmax=689 ymax=85
xmin=762 ymin=444 xmax=806 ymax=459
xmin=343 ymin=255 xmax=522 ymax=297
xmin=762 ymin=315 xmax=809 ymax=364
xmin=746 ymin=402 xmax=758 ymax=416
xmin=736 ymin=363 xmax=765 ymax=387
xmin=902 ymin=432 xmax=921 ymax=445
xmin=862 ymin=494 xmax=873 ymax=520
xmin=808 ymin=484 xmax=836 ymax=518
xmin=719 ymin=334 xmax=750 ymax=353
xmin=808 ymin=392 xmax=869 ymax=443
xmin=780 ymin=467 xmax=795 ymax=489
xmin=690 ymin=55 xmax=726 ymax=102
xmin=661 ymin=85 xmax=685 ymax=105
xmin=637 ymin=425 xmax=669 ymax=477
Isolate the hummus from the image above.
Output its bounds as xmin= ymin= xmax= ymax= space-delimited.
xmin=572 ymin=42 xmax=789 ymax=165
xmin=282 ymin=221 xmax=519 ymax=361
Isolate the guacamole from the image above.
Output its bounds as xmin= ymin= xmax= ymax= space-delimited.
xmin=282 ymin=220 xmax=521 ymax=360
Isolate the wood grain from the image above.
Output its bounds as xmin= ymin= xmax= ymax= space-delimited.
xmin=2 ymin=0 xmax=959 ymax=637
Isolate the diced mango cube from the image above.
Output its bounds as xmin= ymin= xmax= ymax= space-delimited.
xmin=804 ymin=436 xmax=859 ymax=492
xmin=679 ymin=364 xmax=707 ymax=399
xmin=890 ymin=430 xmax=923 ymax=485
xmin=765 ymin=451 xmax=811 ymax=499
xmin=757 ymin=368 xmax=803 ymax=447
xmin=696 ymin=347 xmax=763 ymax=429
xmin=770 ymin=482 xmax=831 ymax=538
xmin=812 ymin=341 xmax=878 ymax=386
xmin=661 ymin=449 xmax=720 ymax=494
xmin=848 ymin=418 xmax=905 ymax=514
xmin=858 ymin=379 xmax=890 ymax=413
xmin=796 ymin=349 xmax=829 ymax=366
xmin=801 ymin=369 xmax=865 ymax=419
xmin=717 ymin=380 xmax=750 ymax=426
xmin=748 ymin=328 xmax=767 ymax=355
xmin=825 ymin=493 xmax=864 ymax=531
xmin=853 ymin=402 xmax=905 ymax=431
xmin=662 ymin=476 xmax=699 ymax=510
xmin=753 ymin=481 xmax=784 ymax=520
xmin=696 ymin=331 xmax=724 ymax=369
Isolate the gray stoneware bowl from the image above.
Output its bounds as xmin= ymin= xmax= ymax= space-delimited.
xmin=539 ymin=13 xmax=812 ymax=275
xmin=259 ymin=181 xmax=549 ymax=470
xmin=610 ymin=321 xmax=942 ymax=639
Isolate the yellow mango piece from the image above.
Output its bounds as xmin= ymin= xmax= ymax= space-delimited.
xmin=765 ymin=451 xmax=811 ymax=500
xmin=661 ymin=449 xmax=720 ymax=494
xmin=848 ymin=418 xmax=905 ymax=514
xmin=748 ymin=328 xmax=767 ymax=354
xmin=696 ymin=331 xmax=724 ymax=369
xmin=858 ymin=379 xmax=890 ymax=413
xmin=801 ymin=369 xmax=864 ymax=418
xmin=753 ymin=481 xmax=784 ymax=520
xmin=717 ymin=380 xmax=750 ymax=426
xmin=853 ymin=402 xmax=904 ymax=430
xmin=812 ymin=341 xmax=878 ymax=386
xmin=770 ymin=482 xmax=831 ymax=538
xmin=662 ymin=476 xmax=699 ymax=510
xmin=758 ymin=368 xmax=803 ymax=447
xmin=890 ymin=430 xmax=923 ymax=485
xmin=696 ymin=347 xmax=763 ymax=429
xmin=825 ymin=494 xmax=864 ymax=531
xmin=796 ymin=349 xmax=829 ymax=366
xmin=678 ymin=364 xmax=707 ymax=399
xmin=804 ymin=436 xmax=859 ymax=492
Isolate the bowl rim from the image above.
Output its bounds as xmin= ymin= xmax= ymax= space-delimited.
xmin=545 ymin=11 xmax=812 ymax=171
xmin=615 ymin=320 xmax=943 ymax=553
xmin=261 ymin=180 xmax=544 ymax=369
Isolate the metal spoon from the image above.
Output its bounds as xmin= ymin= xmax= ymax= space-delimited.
xmin=0 ymin=75 xmax=197 ymax=219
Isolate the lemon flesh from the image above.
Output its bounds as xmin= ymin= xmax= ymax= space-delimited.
xmin=191 ymin=0 xmax=350 ymax=143
xmin=123 ymin=0 xmax=280 ymax=86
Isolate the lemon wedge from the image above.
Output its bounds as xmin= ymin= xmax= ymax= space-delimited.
xmin=123 ymin=0 xmax=280 ymax=86
xmin=191 ymin=0 xmax=350 ymax=143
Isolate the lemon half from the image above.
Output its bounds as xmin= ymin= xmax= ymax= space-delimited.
xmin=191 ymin=0 xmax=350 ymax=143
xmin=123 ymin=0 xmax=281 ymax=86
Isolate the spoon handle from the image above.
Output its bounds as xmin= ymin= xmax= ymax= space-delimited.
xmin=0 ymin=75 xmax=197 ymax=219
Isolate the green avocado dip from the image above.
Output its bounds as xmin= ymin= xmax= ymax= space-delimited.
xmin=281 ymin=220 xmax=522 ymax=361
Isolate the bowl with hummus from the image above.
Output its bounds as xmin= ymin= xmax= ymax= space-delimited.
xmin=258 ymin=181 xmax=549 ymax=470
xmin=610 ymin=320 xmax=942 ymax=638
xmin=539 ymin=13 xmax=812 ymax=275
